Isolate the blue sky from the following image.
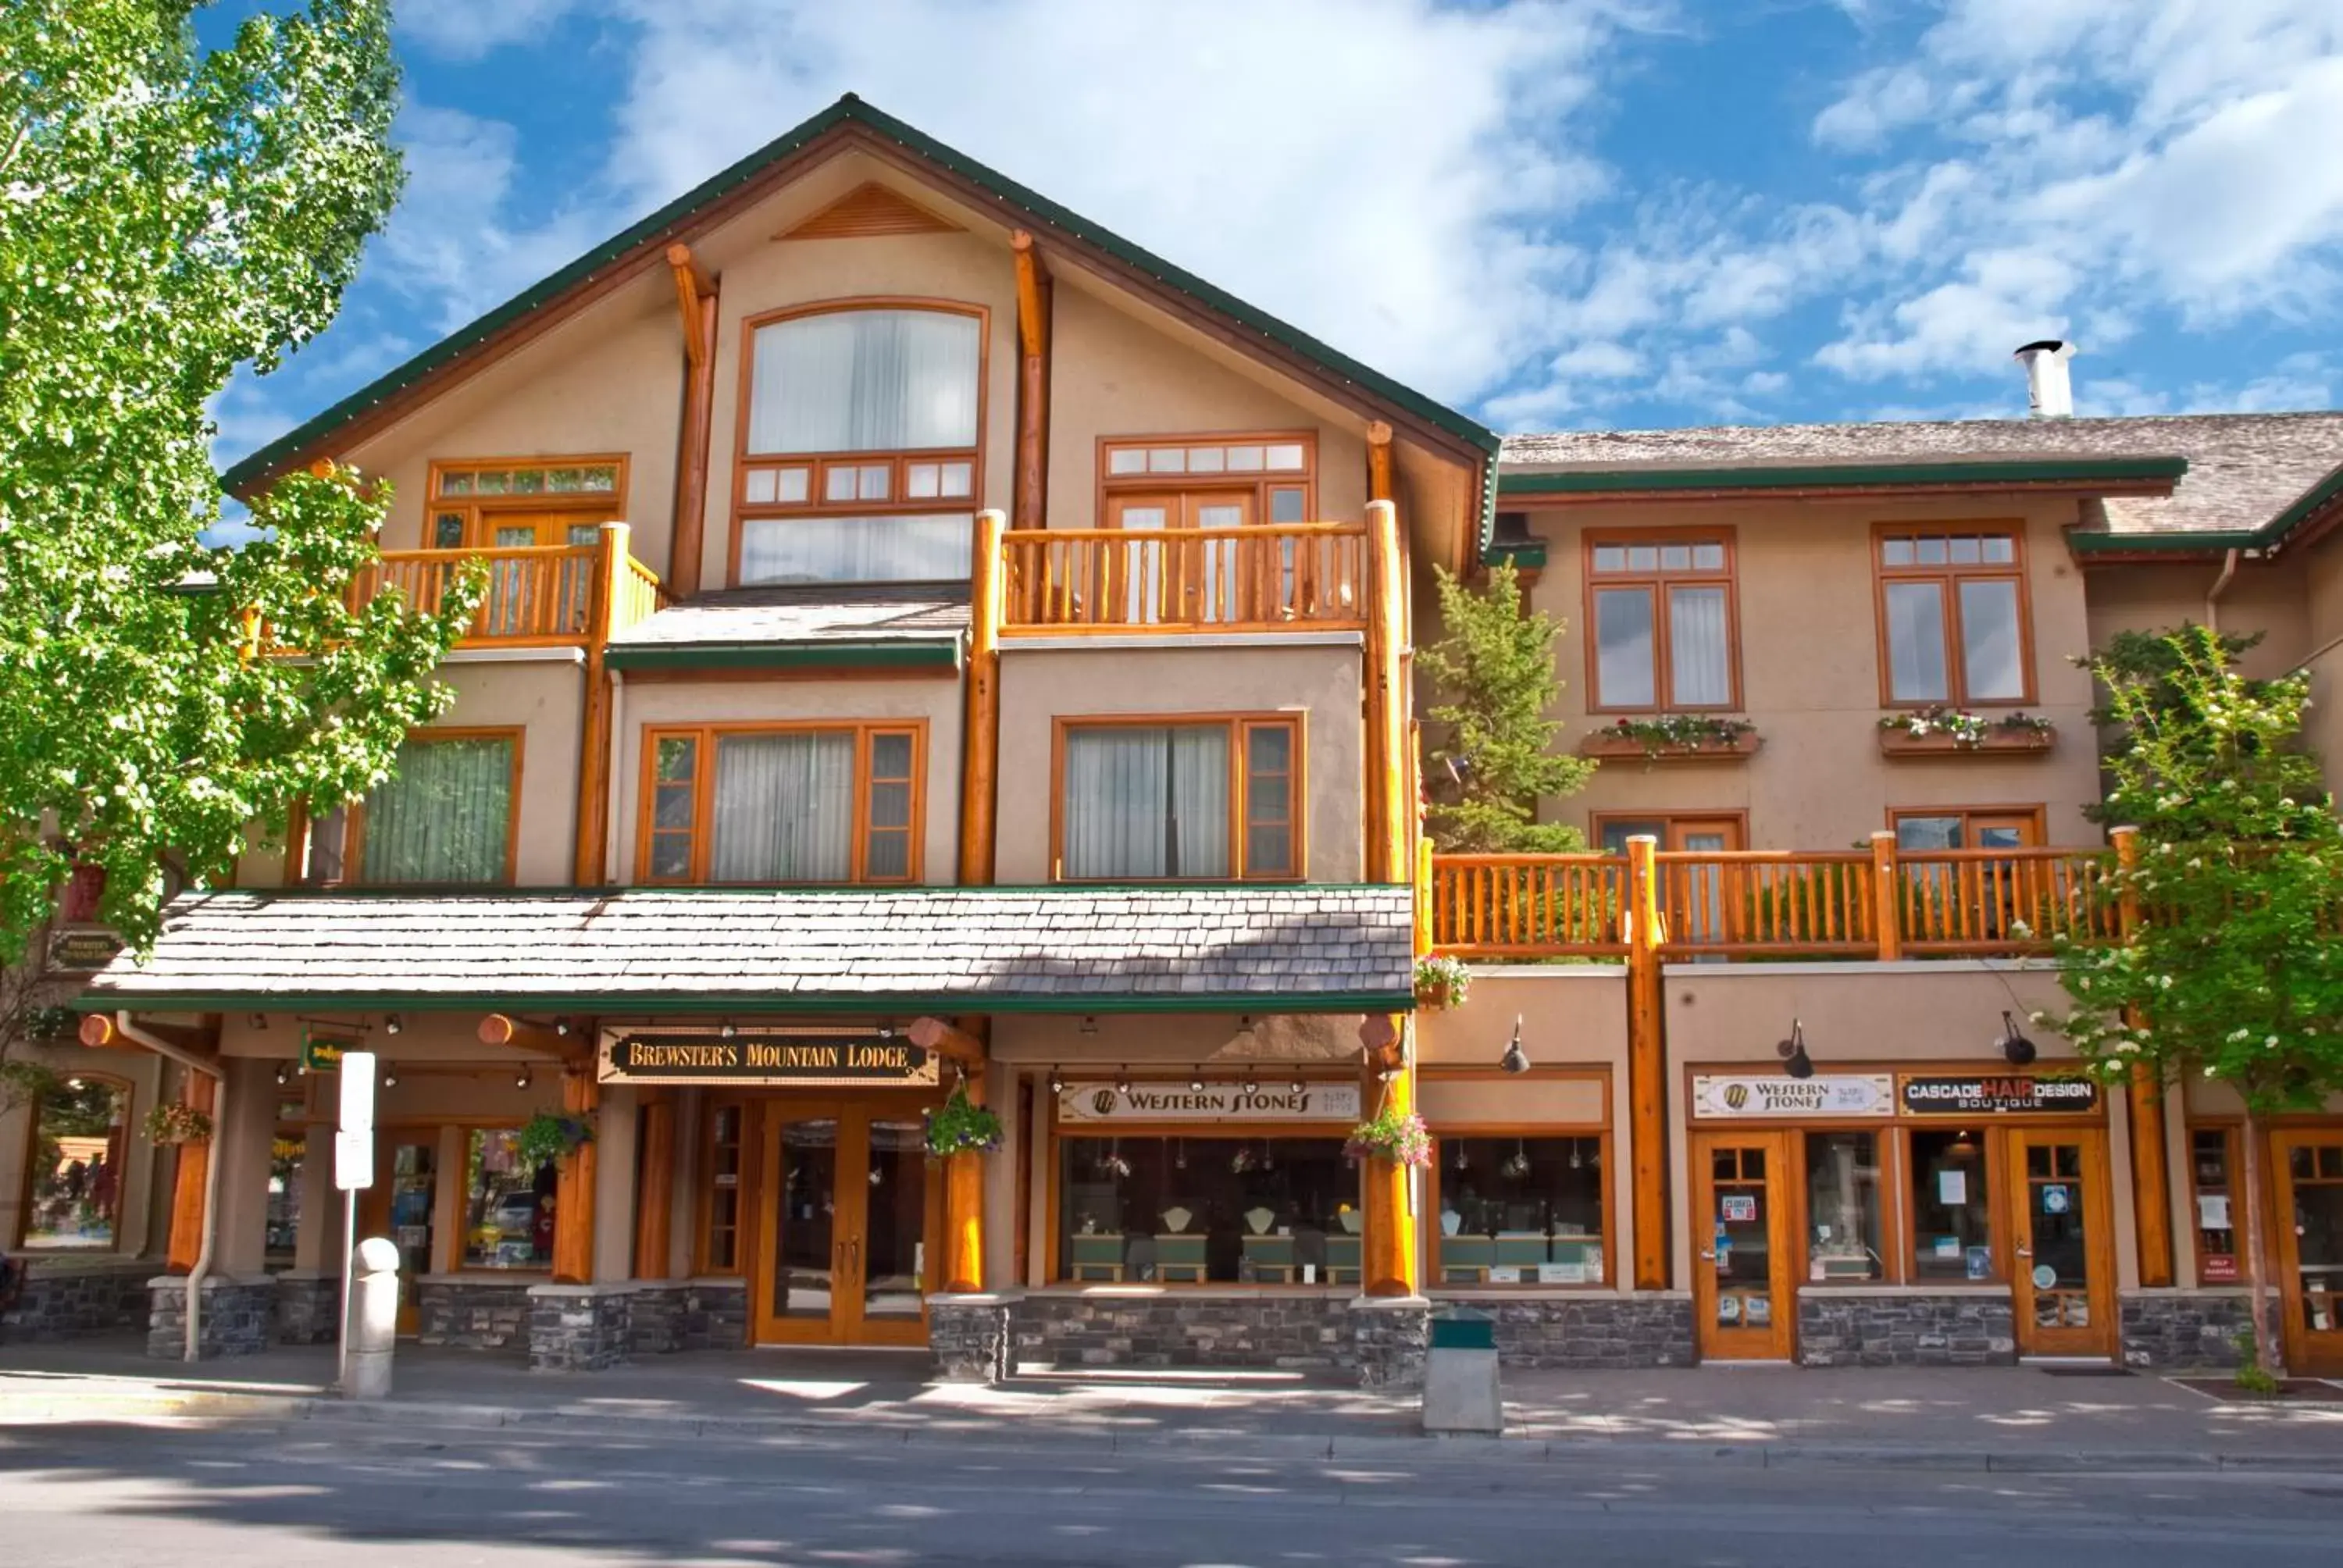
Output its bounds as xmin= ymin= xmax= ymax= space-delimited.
xmin=203 ymin=0 xmax=2343 ymax=467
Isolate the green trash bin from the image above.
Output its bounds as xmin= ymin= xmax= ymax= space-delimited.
xmin=1424 ymin=1308 xmax=1500 ymax=1433
xmin=1428 ymin=1308 xmax=1496 ymax=1351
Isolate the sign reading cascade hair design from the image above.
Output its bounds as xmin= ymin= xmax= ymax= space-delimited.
xmin=1899 ymin=1075 xmax=2100 ymax=1116
xmin=1056 ymin=1082 xmax=1361 ymax=1123
xmin=1691 ymin=1074 xmax=1894 ymax=1119
xmin=597 ymin=1028 xmax=941 ymax=1088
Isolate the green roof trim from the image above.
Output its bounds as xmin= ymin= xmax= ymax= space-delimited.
xmin=78 ymin=989 xmax=1411 ymax=1017
xmin=1484 ymin=539 xmax=1547 ymax=571
xmin=2259 ymin=461 xmax=2343 ymax=548
xmin=223 ymin=94 xmax=1495 ymax=492
xmin=604 ymin=639 xmax=961 ymax=673
xmin=2067 ymin=458 xmax=2343 ymax=558
xmin=1498 ymin=457 xmax=2191 ymax=497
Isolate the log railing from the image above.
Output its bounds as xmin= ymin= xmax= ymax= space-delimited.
xmin=1430 ymin=842 xmax=2120 ymax=960
xmin=351 ymin=539 xmax=665 ymax=647
xmin=999 ymin=522 xmax=1368 ymax=633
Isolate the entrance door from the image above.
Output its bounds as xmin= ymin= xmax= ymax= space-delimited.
xmin=2272 ymin=1129 xmax=2343 ymax=1374
xmin=484 ymin=513 xmax=604 ymax=637
xmin=1105 ymin=493 xmax=1255 ymax=625
xmin=2006 ymin=1128 xmax=2115 ymax=1357
xmin=751 ymin=1103 xmax=938 ymax=1347
xmin=1693 ymin=1130 xmax=1793 ymax=1360
xmin=356 ymin=1136 xmax=438 ymax=1336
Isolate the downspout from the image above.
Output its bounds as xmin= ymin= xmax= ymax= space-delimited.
xmin=116 ymin=1012 xmax=223 ymax=1364
xmin=2206 ymin=547 xmax=2241 ymax=634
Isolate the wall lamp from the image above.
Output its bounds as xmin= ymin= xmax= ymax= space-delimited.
xmin=1047 ymin=1067 xmax=1066 ymax=1096
xmin=1499 ymin=1016 xmax=1530 ymax=1074
xmin=383 ymin=1013 xmax=402 ymax=1036
xmin=1778 ymin=1019 xmax=1813 ymax=1080
xmin=1999 ymin=1010 xmax=2038 ymax=1066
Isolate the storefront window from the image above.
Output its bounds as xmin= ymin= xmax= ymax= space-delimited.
xmin=19 ymin=1074 xmax=130 ymax=1250
xmin=1057 ymin=1136 xmax=1355 ymax=1284
xmin=266 ymin=1135 xmax=305 ymax=1266
xmin=2191 ymin=1127 xmax=2240 ymax=1283
xmin=462 ymin=1128 xmax=555 ymax=1270
xmin=701 ymin=1103 xmax=744 ymax=1273
xmin=1909 ymin=1128 xmax=1994 ymax=1281
xmin=1804 ymin=1131 xmax=1885 ymax=1282
xmin=1435 ymin=1136 xmax=1606 ymax=1285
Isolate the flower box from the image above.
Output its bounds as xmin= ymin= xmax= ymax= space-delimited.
xmin=1580 ymin=729 xmax=1763 ymax=764
xmin=1878 ymin=726 xmax=2056 ymax=759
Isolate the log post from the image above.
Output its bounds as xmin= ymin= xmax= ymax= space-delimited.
xmin=665 ymin=243 xmax=718 ymax=595
xmin=572 ymin=522 xmax=629 ymax=886
xmin=1366 ymin=420 xmax=1394 ymax=505
xmin=959 ymin=510 xmax=1007 ymax=886
xmin=552 ymin=1067 xmax=600 ymax=1285
xmin=1626 ymin=834 xmax=1668 ymax=1290
xmin=1870 ymin=829 xmax=1903 ymax=961
xmin=166 ymin=1071 xmax=219 ymax=1274
xmin=2110 ymin=825 xmax=2174 ymax=1285
xmin=1359 ymin=1016 xmax=1419 ymax=1296
xmin=1011 ymin=233 xmax=1051 ymax=533
xmin=943 ymin=1068 xmax=987 ymax=1293
xmin=1364 ymin=500 xmax=1407 ymax=885
xmin=633 ymin=1095 xmax=675 ymax=1281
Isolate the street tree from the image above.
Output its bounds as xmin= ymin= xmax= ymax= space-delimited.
xmin=2040 ymin=625 xmax=2343 ymax=1381
xmin=0 ymin=0 xmax=477 ymax=1035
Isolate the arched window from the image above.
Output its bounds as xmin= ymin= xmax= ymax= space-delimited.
xmin=733 ymin=302 xmax=985 ymax=586
xmin=18 ymin=1072 xmax=132 ymax=1251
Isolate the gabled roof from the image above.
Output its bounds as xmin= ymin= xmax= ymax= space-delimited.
xmin=77 ymin=886 xmax=1414 ymax=1014
xmin=223 ymin=94 xmax=1496 ymax=493
xmin=1500 ymin=413 xmax=2343 ymax=558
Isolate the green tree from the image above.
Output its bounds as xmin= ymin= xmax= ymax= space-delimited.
xmin=2079 ymin=624 xmax=2264 ymax=825
xmin=1420 ymin=561 xmax=1594 ymax=853
xmin=0 ymin=1 xmax=478 ymax=982
xmin=2038 ymin=625 xmax=2343 ymax=1381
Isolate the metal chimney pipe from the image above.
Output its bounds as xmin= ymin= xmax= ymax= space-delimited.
xmin=2014 ymin=340 xmax=2074 ymax=419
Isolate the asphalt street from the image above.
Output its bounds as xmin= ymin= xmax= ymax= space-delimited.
xmin=5 ymin=1415 xmax=2342 ymax=1567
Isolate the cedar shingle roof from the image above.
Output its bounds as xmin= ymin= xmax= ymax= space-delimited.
xmin=1502 ymin=412 xmax=2343 ymax=541
xmin=79 ymin=886 xmax=1413 ymax=1013
xmin=609 ymin=584 xmax=971 ymax=648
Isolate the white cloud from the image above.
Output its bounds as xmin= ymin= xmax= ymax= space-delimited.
xmin=395 ymin=0 xmax=586 ymax=62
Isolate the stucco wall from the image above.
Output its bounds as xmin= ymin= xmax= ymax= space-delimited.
xmin=993 ymin=640 xmax=1364 ymax=883
xmin=2081 ymin=560 xmax=2309 ymax=679
xmin=430 ymin=656 xmax=587 ymax=886
xmin=2298 ymin=537 xmax=2343 ymax=779
xmin=0 ymin=1042 xmax=172 ymax=1260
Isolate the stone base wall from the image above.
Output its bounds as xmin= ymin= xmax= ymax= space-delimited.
xmin=1796 ymin=1292 xmax=2016 ymax=1367
xmin=2121 ymin=1290 xmax=2270 ymax=1368
xmin=930 ymin=1296 xmax=1012 ymax=1382
xmin=528 ymin=1285 xmax=632 ymax=1371
xmin=1012 ymin=1293 xmax=1356 ymax=1372
xmin=418 ymin=1279 xmax=533 ymax=1350
xmin=147 ymin=1275 xmax=274 ymax=1360
xmin=684 ymin=1281 xmax=749 ymax=1349
xmin=273 ymin=1273 xmax=341 ymax=1346
xmin=1467 ymin=1295 xmax=1695 ymax=1369
xmin=1 ymin=1261 xmax=152 ymax=1343
xmin=1351 ymin=1299 xmax=1431 ymax=1388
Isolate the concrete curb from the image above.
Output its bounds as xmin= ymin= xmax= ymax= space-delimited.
xmin=5 ymin=1373 xmax=2341 ymax=1474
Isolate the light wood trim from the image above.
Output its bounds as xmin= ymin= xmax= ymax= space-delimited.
xmin=165 ymin=1071 xmax=218 ymax=1272
xmin=1689 ymin=1128 xmax=1796 ymax=1360
xmin=1582 ymin=526 xmax=1742 ymax=714
xmin=575 ymin=523 xmax=627 ymax=887
xmin=2108 ymin=826 xmax=2174 ymax=1288
xmin=633 ymin=1096 xmax=675 ymax=1281
xmin=779 ymin=180 xmax=961 ymax=241
xmin=1870 ymin=521 xmax=2038 ymax=709
xmin=667 ymin=245 xmax=719 ymax=597
xmin=1870 ymin=831 xmax=1903 ymax=960
xmin=1046 ymin=711 xmax=1305 ymax=883
xmin=1366 ymin=421 xmax=1393 ymax=505
xmin=1361 ymin=1037 xmax=1420 ymax=1295
xmin=1625 ymin=834 xmax=1668 ymax=1290
xmin=426 ymin=454 xmax=631 ymax=519
xmin=726 ymin=297 xmax=989 ymax=588
xmin=1012 ymin=235 xmax=1051 ymax=533
xmin=2002 ymin=1124 xmax=2119 ymax=1356
xmin=960 ymin=511 xmax=1005 ymax=885
xmin=906 ymin=1017 xmax=987 ymax=1066
xmin=477 ymin=1014 xmax=588 ymax=1064
xmin=633 ymin=720 xmax=929 ymax=885
xmin=666 ymin=244 xmax=713 ymax=368
xmin=695 ymin=1095 xmax=749 ymax=1277
xmin=1365 ymin=498 xmax=1406 ymax=885
xmin=1422 ymin=1123 xmax=1616 ymax=1290
xmin=943 ymin=1060 xmax=987 ymax=1293
xmin=1095 ymin=429 xmax=1318 ymax=526
xmin=551 ymin=1067 xmax=599 ymax=1285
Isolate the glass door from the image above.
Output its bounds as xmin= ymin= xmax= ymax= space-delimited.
xmin=754 ymin=1105 xmax=845 ymax=1345
xmin=1693 ymin=1130 xmax=1792 ymax=1360
xmin=356 ymin=1137 xmax=437 ymax=1337
xmin=2273 ymin=1130 xmax=2343 ymax=1374
xmin=483 ymin=512 xmax=604 ymax=636
xmin=751 ymin=1103 xmax=939 ymax=1346
xmin=2006 ymin=1128 xmax=2114 ymax=1356
xmin=854 ymin=1116 xmax=936 ymax=1347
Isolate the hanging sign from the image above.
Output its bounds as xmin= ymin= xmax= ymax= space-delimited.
xmin=595 ymin=1027 xmax=940 ymax=1087
xmin=302 ymin=1027 xmax=360 ymax=1074
xmin=1055 ymin=1082 xmax=1361 ymax=1124
xmin=45 ymin=928 xmax=124 ymax=975
xmin=1691 ymin=1074 xmax=1893 ymax=1119
xmin=1899 ymin=1074 xmax=2099 ymax=1116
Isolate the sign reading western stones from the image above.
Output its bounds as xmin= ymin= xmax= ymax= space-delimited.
xmin=1691 ymin=1074 xmax=1893 ymax=1120
xmin=1055 ymin=1082 xmax=1361 ymax=1124
xmin=1899 ymin=1074 xmax=2099 ymax=1116
xmin=597 ymin=1028 xmax=941 ymax=1088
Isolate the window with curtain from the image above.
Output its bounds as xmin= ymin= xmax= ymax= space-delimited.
xmin=639 ymin=724 xmax=921 ymax=884
xmin=1585 ymin=535 xmax=1739 ymax=711
xmin=736 ymin=306 xmax=982 ymax=586
xmin=1059 ymin=718 xmax=1300 ymax=881
xmin=331 ymin=733 xmax=517 ymax=886
xmin=1876 ymin=529 xmax=2031 ymax=704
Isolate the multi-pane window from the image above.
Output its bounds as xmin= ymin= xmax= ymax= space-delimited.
xmin=427 ymin=458 xmax=624 ymax=549
xmin=1057 ymin=718 xmax=1302 ymax=881
xmin=1876 ymin=528 xmax=2031 ymax=705
xmin=736 ymin=305 xmax=982 ymax=585
xmin=699 ymin=1102 xmax=746 ymax=1274
xmin=300 ymin=732 xmax=520 ymax=887
xmin=1585 ymin=534 xmax=1738 ymax=711
xmin=639 ymin=724 xmax=922 ymax=884
xmin=1890 ymin=808 xmax=2042 ymax=851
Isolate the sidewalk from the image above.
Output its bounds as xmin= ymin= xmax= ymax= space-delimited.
xmin=5 ymin=1335 xmax=2343 ymax=1469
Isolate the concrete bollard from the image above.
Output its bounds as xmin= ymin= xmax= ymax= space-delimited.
xmin=344 ymin=1236 xmax=401 ymax=1400
xmin=1421 ymin=1310 xmax=1501 ymax=1435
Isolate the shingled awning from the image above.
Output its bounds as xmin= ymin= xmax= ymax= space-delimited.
xmin=77 ymin=886 xmax=1414 ymax=1015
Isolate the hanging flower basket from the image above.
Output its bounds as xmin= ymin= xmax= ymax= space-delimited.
xmin=1414 ymin=954 xmax=1471 ymax=1010
xmin=142 ymin=1102 xmax=213 ymax=1146
xmin=923 ymin=1085 xmax=1004 ymax=1158
xmin=515 ymin=1111 xmax=594 ymax=1171
xmin=1344 ymin=1106 xmax=1432 ymax=1168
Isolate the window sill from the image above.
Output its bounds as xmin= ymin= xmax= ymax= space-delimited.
xmin=1878 ymin=726 xmax=2055 ymax=759
xmin=1579 ymin=728 xmax=1760 ymax=764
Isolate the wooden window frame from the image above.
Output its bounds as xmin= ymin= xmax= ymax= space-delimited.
xmin=1048 ymin=712 xmax=1307 ymax=883
xmin=633 ymin=720 xmax=928 ymax=886
xmin=696 ymin=1096 xmax=749 ymax=1276
xmin=726 ymin=298 xmax=990 ymax=587
xmin=1096 ymin=430 xmax=1318 ymax=526
xmin=1885 ymin=805 xmax=2047 ymax=849
xmin=291 ymin=727 xmax=526 ymax=889
xmin=11 ymin=1069 xmax=135 ymax=1253
xmin=1582 ymin=527 xmax=1742 ymax=713
xmin=1871 ymin=522 xmax=2037 ymax=708
xmin=426 ymin=455 xmax=629 ymax=549
xmin=2184 ymin=1119 xmax=2248 ymax=1288
xmin=1421 ymin=1119 xmax=1617 ymax=1290
xmin=1591 ymin=811 xmax=1750 ymax=853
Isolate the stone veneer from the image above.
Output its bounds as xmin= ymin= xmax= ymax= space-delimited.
xmin=2120 ymin=1289 xmax=2269 ymax=1368
xmin=1796 ymin=1290 xmax=2016 ymax=1367
xmin=929 ymin=1294 xmax=1013 ymax=1383
xmin=1 ymin=1260 xmax=152 ymax=1343
xmin=1452 ymin=1294 xmax=1696 ymax=1369
xmin=273 ymin=1271 xmax=341 ymax=1345
xmin=934 ymin=1292 xmax=1438 ymax=1388
xmin=417 ymin=1278 xmax=534 ymax=1350
xmin=147 ymin=1274 xmax=275 ymax=1359
xmin=683 ymin=1280 xmax=749 ymax=1350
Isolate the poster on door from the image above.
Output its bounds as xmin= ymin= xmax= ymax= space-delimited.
xmin=1721 ymin=1194 xmax=1758 ymax=1224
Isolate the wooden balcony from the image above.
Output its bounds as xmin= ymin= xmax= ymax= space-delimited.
xmin=1429 ymin=843 xmax=2124 ymax=961
xmin=351 ymin=533 xmax=665 ymax=649
xmin=998 ymin=522 xmax=1368 ymax=635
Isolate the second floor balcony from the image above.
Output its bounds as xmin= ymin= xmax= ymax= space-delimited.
xmin=353 ymin=527 xmax=665 ymax=650
xmin=999 ymin=521 xmax=1368 ymax=635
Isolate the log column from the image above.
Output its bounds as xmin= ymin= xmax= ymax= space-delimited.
xmin=572 ymin=521 xmax=630 ymax=886
xmin=1359 ymin=1017 xmax=1420 ymax=1296
xmin=943 ymin=1069 xmax=988 ymax=1293
xmin=633 ymin=1095 xmax=675 ymax=1281
xmin=1011 ymin=233 xmax=1051 ymax=533
xmin=1626 ymin=834 xmax=1669 ymax=1290
xmin=2113 ymin=825 xmax=2174 ymax=1285
xmin=166 ymin=1071 xmax=219 ymax=1274
xmin=552 ymin=1067 xmax=600 ymax=1285
xmin=959 ymin=511 xmax=1007 ymax=886
xmin=1364 ymin=499 xmax=1407 ymax=885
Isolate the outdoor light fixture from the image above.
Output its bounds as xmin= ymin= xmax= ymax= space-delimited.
xmin=553 ymin=1017 xmax=571 ymax=1038
xmin=383 ymin=1013 xmax=402 ymax=1036
xmin=1116 ymin=1068 xmax=1132 ymax=1099
xmin=274 ymin=1064 xmax=290 ymax=1086
xmin=1778 ymin=1019 xmax=1813 ymax=1080
xmin=1999 ymin=1010 xmax=2038 ymax=1066
xmin=1500 ymin=1016 xmax=1530 ymax=1075
xmin=515 ymin=1067 xmax=533 ymax=1089
xmin=719 ymin=1019 xmax=737 ymax=1039
xmin=248 ymin=1013 xmax=269 ymax=1031
xmin=382 ymin=1068 xmax=399 ymax=1089
xmin=877 ymin=1021 xmax=897 ymax=1040
xmin=1047 ymin=1067 xmax=1066 ymax=1096
xmin=1290 ymin=1076 xmax=1307 ymax=1096
xmin=1079 ymin=1015 xmax=1100 ymax=1035
xmin=1189 ymin=1073 xmax=1206 ymax=1093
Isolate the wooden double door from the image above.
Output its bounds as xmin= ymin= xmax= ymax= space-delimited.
xmin=2273 ymin=1128 xmax=2343 ymax=1374
xmin=1690 ymin=1126 xmax=2116 ymax=1362
xmin=751 ymin=1100 xmax=943 ymax=1347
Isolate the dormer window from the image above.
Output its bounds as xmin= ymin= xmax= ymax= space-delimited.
xmin=734 ymin=304 xmax=984 ymax=585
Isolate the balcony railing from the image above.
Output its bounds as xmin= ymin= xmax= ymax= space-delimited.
xmin=349 ymin=537 xmax=665 ymax=649
xmin=1430 ymin=845 xmax=2124 ymax=960
xmin=1000 ymin=523 xmax=1368 ymax=634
